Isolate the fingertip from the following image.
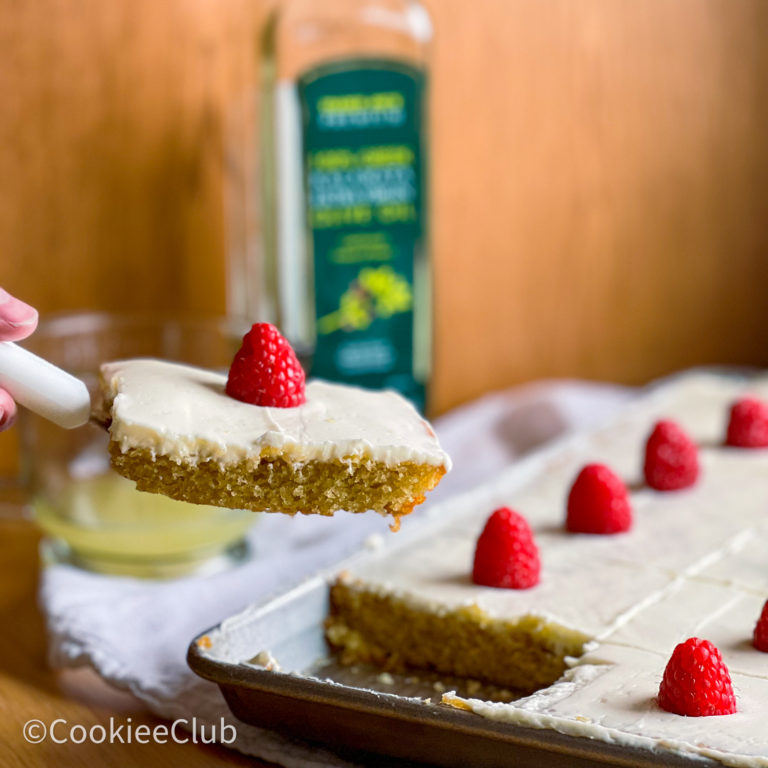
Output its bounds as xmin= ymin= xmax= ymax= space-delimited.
xmin=0 ymin=411 xmax=17 ymax=432
xmin=0 ymin=390 xmax=17 ymax=432
xmin=0 ymin=290 xmax=38 ymax=341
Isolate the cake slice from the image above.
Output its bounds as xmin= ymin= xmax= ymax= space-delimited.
xmin=100 ymin=358 xmax=450 ymax=521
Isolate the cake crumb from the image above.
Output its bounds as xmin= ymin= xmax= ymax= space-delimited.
xmin=442 ymin=692 xmax=471 ymax=710
xmin=376 ymin=672 xmax=395 ymax=685
xmin=466 ymin=680 xmax=482 ymax=696
xmin=433 ymin=681 xmax=446 ymax=692
xmin=250 ymin=650 xmax=281 ymax=672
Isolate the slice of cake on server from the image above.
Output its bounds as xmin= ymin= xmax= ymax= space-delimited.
xmin=100 ymin=323 xmax=450 ymax=522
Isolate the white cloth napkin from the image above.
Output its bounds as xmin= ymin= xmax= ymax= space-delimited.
xmin=42 ymin=380 xmax=634 ymax=767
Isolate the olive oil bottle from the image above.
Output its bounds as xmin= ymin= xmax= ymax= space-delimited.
xmin=251 ymin=0 xmax=432 ymax=411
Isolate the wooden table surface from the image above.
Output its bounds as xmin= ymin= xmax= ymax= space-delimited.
xmin=0 ymin=517 xmax=276 ymax=768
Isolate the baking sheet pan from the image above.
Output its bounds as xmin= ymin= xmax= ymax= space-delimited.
xmin=188 ymin=570 xmax=713 ymax=768
xmin=188 ymin=369 xmax=762 ymax=766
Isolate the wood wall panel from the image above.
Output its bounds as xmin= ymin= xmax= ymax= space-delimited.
xmin=0 ymin=0 xmax=265 ymax=316
xmin=430 ymin=0 xmax=768 ymax=410
xmin=0 ymin=0 xmax=767 ymax=472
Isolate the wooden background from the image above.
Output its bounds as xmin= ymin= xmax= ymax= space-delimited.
xmin=2 ymin=0 xmax=768 ymax=463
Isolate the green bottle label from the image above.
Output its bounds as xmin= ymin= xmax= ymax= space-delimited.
xmin=298 ymin=59 xmax=427 ymax=411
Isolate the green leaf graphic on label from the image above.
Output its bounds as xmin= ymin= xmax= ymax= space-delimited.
xmin=317 ymin=266 xmax=413 ymax=334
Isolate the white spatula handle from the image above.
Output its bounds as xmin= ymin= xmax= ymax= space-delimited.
xmin=0 ymin=341 xmax=91 ymax=429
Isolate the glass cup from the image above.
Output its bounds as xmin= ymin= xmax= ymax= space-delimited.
xmin=4 ymin=313 xmax=258 ymax=578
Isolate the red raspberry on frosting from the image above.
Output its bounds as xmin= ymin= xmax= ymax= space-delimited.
xmin=643 ymin=420 xmax=700 ymax=491
xmin=658 ymin=637 xmax=737 ymax=717
xmin=725 ymin=397 xmax=768 ymax=448
xmin=472 ymin=507 xmax=540 ymax=589
xmin=226 ymin=323 xmax=306 ymax=408
xmin=754 ymin=599 xmax=768 ymax=652
xmin=566 ymin=463 xmax=632 ymax=534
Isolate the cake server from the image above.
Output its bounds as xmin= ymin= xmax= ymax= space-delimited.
xmin=0 ymin=341 xmax=92 ymax=429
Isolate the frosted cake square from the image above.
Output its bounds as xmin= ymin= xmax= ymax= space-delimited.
xmin=100 ymin=359 xmax=450 ymax=520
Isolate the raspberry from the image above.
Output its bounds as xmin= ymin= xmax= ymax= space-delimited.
xmin=753 ymin=599 xmax=768 ymax=652
xmin=658 ymin=637 xmax=737 ymax=716
xmin=725 ymin=397 xmax=768 ymax=448
xmin=226 ymin=323 xmax=306 ymax=408
xmin=643 ymin=420 xmax=700 ymax=491
xmin=566 ymin=463 xmax=632 ymax=534
xmin=472 ymin=507 xmax=540 ymax=589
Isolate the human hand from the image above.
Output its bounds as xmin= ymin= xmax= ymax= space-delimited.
xmin=0 ymin=288 xmax=38 ymax=430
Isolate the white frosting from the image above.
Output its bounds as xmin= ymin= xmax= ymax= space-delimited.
xmin=447 ymin=645 xmax=768 ymax=767
xmin=340 ymin=372 xmax=768 ymax=766
xmin=101 ymin=359 xmax=450 ymax=469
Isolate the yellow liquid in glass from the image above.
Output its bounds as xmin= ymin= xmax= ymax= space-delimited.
xmin=34 ymin=472 xmax=256 ymax=566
